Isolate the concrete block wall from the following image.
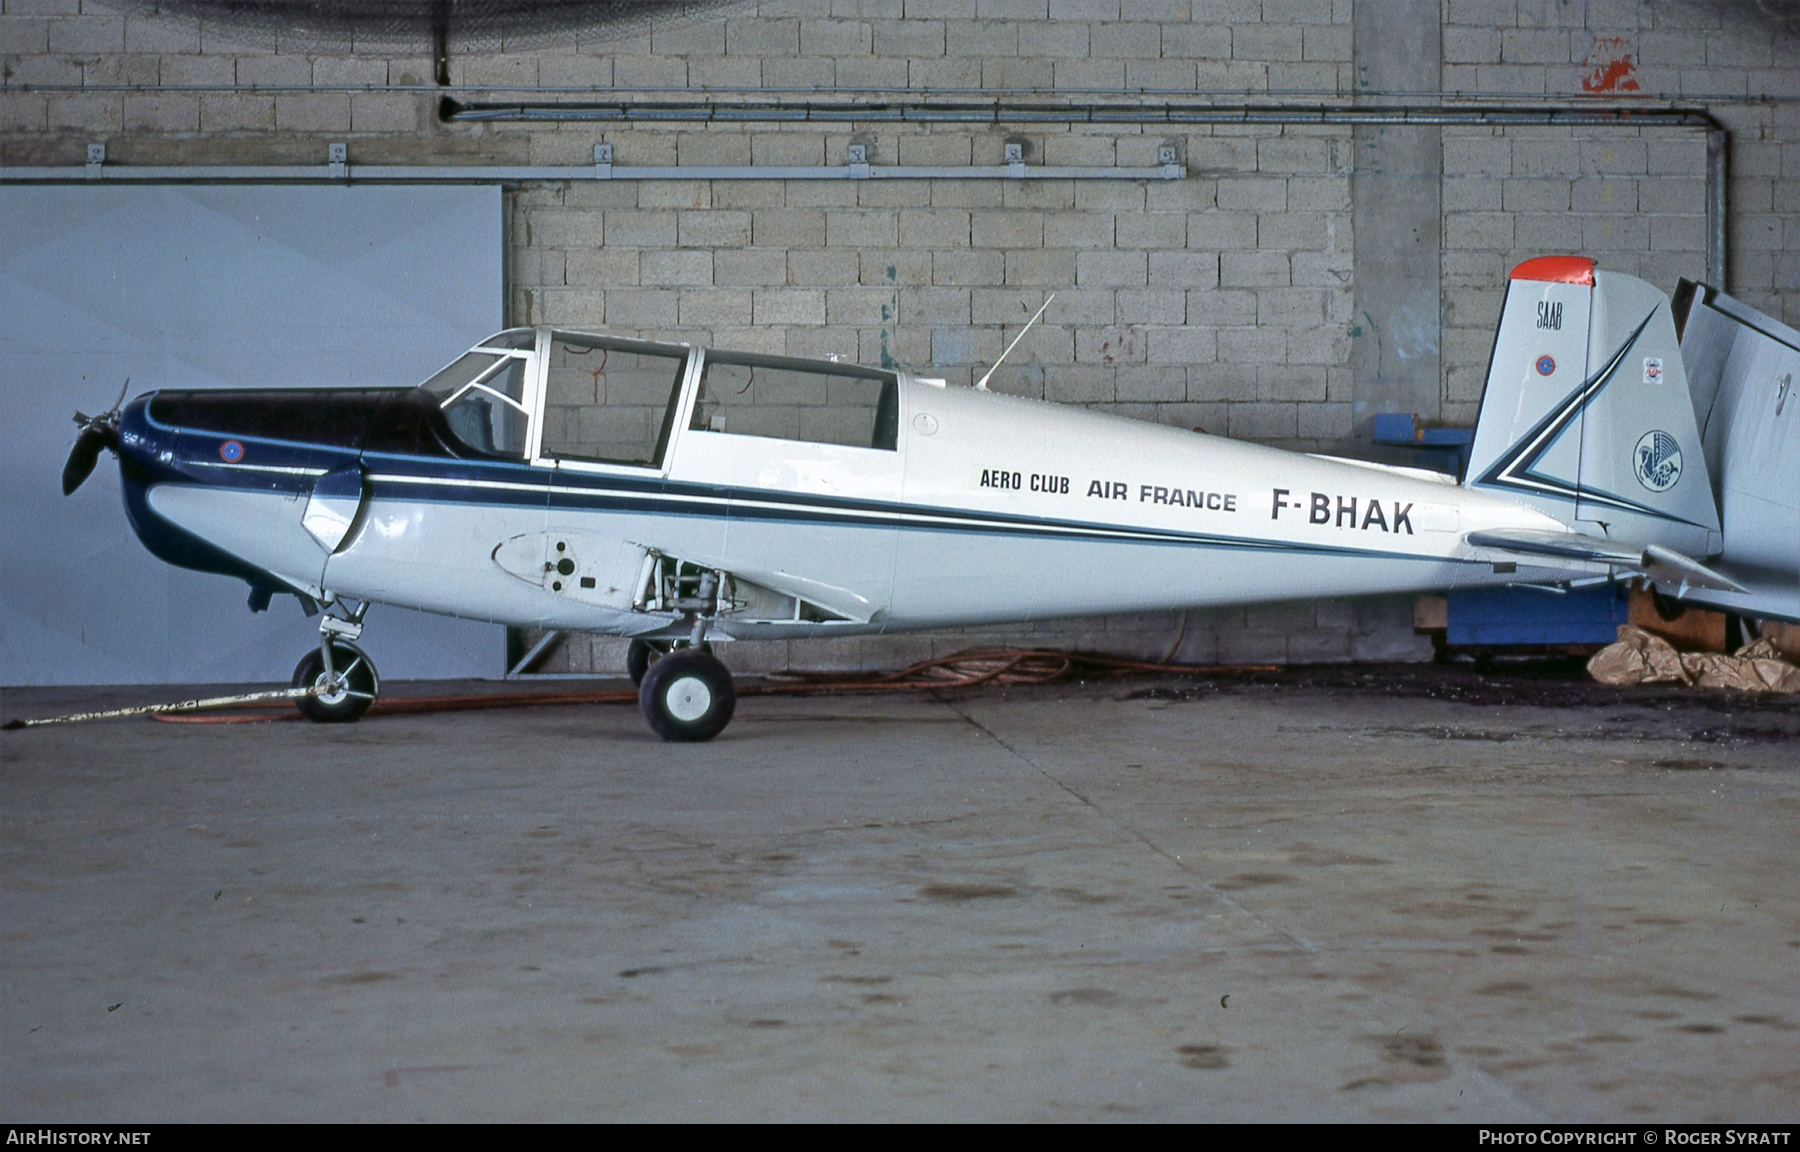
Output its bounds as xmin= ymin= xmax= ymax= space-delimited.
xmin=4 ymin=0 xmax=1796 ymax=676
xmin=1438 ymin=123 xmax=1710 ymax=425
xmin=511 ymin=123 xmax=1355 ymax=447
xmin=1433 ymin=0 xmax=1794 ymax=426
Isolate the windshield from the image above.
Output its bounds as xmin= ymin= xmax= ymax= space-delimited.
xmin=480 ymin=329 xmax=538 ymax=351
xmin=429 ymin=354 xmax=531 ymax=457
xmin=421 ymin=352 xmax=501 ymax=400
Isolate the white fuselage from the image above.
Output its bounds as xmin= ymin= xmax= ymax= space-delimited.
xmin=141 ymin=339 xmax=1589 ymax=642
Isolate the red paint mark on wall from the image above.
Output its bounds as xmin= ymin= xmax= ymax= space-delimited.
xmin=1582 ymin=36 xmax=1641 ymax=93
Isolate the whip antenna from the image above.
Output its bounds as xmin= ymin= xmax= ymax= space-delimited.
xmin=975 ymin=293 xmax=1055 ymax=391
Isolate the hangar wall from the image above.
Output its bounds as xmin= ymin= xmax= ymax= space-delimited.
xmin=0 ymin=185 xmax=507 ymax=686
xmin=2 ymin=0 xmax=1792 ymax=675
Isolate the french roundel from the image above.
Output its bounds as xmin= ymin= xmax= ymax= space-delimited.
xmin=219 ymin=440 xmax=244 ymax=463
xmin=1535 ymin=355 xmax=1556 ymax=376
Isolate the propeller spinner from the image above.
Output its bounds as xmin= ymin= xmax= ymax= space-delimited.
xmin=62 ymin=380 xmax=128 ymax=496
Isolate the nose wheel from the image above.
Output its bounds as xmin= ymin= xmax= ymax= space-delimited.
xmin=638 ymin=648 xmax=735 ymax=742
xmin=292 ymin=640 xmax=379 ymax=723
xmin=293 ymin=603 xmax=378 ymax=723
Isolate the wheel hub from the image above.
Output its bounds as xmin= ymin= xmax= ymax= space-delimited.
xmin=313 ymin=672 xmax=351 ymax=706
xmin=664 ymin=675 xmax=712 ymax=722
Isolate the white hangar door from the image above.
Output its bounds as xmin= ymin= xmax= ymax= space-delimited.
xmin=0 ymin=185 xmax=505 ymax=686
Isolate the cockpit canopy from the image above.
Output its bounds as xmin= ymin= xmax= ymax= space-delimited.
xmin=420 ymin=346 xmax=531 ymax=457
xmin=418 ymin=329 xmax=899 ymax=466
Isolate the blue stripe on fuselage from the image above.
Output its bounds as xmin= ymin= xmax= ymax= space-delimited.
xmin=141 ymin=410 xmax=1473 ymax=569
xmin=362 ymin=454 xmax=1468 ymax=566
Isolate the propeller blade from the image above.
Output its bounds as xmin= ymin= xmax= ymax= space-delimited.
xmin=61 ymin=426 xmax=109 ymax=496
xmin=61 ymin=379 xmax=131 ymax=495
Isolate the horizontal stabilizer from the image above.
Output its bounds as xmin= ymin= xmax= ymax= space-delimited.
xmin=1465 ymin=528 xmax=1747 ymax=594
xmin=1465 ymin=527 xmax=1640 ymax=566
xmin=1641 ymin=544 xmax=1749 ymax=596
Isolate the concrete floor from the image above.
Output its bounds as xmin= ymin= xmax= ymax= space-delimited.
xmin=2 ymin=666 xmax=1796 ymax=1122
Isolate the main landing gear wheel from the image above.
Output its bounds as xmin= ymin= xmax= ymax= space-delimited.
xmin=292 ymin=641 xmax=379 ymax=723
xmin=638 ymin=648 xmax=735 ymax=742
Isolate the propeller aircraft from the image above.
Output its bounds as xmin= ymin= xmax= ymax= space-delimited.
xmin=61 ymin=255 xmax=1796 ymax=740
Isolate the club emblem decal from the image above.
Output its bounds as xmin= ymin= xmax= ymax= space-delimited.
xmin=1634 ymin=430 xmax=1682 ymax=492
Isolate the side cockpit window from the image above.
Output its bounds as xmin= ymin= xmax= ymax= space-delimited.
xmin=540 ymin=335 xmax=688 ymax=468
xmin=690 ymin=354 xmax=898 ymax=451
xmin=423 ymin=351 xmax=531 ymax=458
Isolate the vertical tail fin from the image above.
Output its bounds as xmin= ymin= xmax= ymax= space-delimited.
xmin=1465 ymin=256 xmax=1720 ymax=556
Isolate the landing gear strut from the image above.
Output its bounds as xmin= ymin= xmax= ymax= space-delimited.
xmin=293 ymin=602 xmax=379 ymax=723
xmin=635 ymin=567 xmax=734 ymax=741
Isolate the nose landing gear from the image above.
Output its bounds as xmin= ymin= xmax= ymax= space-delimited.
xmin=293 ymin=603 xmax=379 ymax=723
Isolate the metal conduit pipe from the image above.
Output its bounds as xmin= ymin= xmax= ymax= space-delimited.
xmin=1706 ymin=128 xmax=1730 ymax=294
xmin=438 ymin=96 xmax=1722 ymax=129
xmin=0 ymin=150 xmax=1182 ymax=183
xmin=0 ymin=99 xmax=1730 ymax=288
xmin=437 ymin=97 xmax=1730 ymax=287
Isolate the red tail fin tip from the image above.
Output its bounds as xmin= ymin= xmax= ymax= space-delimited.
xmin=1509 ymin=255 xmax=1596 ymax=285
